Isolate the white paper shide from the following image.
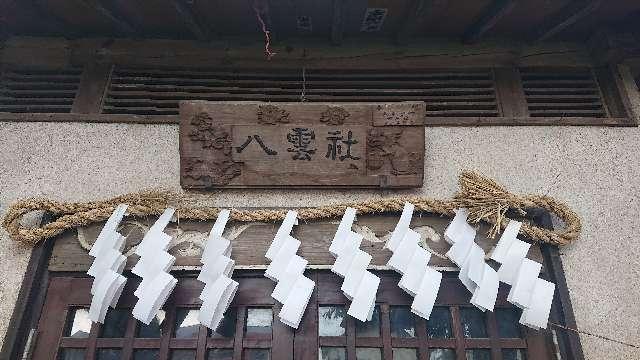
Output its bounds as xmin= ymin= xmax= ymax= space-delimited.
xmin=131 ymin=208 xmax=178 ymax=325
xmin=330 ymin=208 xmax=380 ymax=322
xmin=385 ymin=203 xmax=442 ymax=320
xmin=87 ymin=204 xmax=128 ymax=323
xmin=491 ymin=220 xmax=555 ymax=330
xmin=197 ymin=210 xmax=239 ymax=331
xmin=444 ymin=209 xmax=499 ymax=312
xmin=264 ymin=211 xmax=315 ymax=328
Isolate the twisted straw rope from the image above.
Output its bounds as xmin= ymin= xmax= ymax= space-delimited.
xmin=2 ymin=171 xmax=581 ymax=247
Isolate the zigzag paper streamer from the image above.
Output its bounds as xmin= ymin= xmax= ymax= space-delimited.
xmin=87 ymin=204 xmax=128 ymax=323
xmin=132 ymin=208 xmax=178 ymax=325
xmin=330 ymin=207 xmax=380 ymax=322
xmin=264 ymin=211 xmax=315 ymax=329
xmin=385 ymin=203 xmax=442 ymax=320
xmin=444 ymin=209 xmax=499 ymax=312
xmin=197 ymin=210 xmax=239 ymax=331
xmin=491 ymin=220 xmax=555 ymax=330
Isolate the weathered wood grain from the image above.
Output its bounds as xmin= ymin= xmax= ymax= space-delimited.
xmin=48 ymin=212 xmax=544 ymax=271
xmin=179 ymin=101 xmax=425 ymax=189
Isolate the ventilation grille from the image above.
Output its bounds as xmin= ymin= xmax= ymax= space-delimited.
xmin=0 ymin=68 xmax=82 ymax=113
xmin=521 ymin=68 xmax=607 ymax=117
xmin=103 ymin=68 xmax=499 ymax=117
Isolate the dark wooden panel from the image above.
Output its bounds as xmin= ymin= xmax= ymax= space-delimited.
xmin=48 ymin=212 xmax=545 ymax=272
xmin=179 ymin=101 xmax=425 ymax=189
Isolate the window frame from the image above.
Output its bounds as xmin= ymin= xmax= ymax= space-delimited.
xmin=1 ymin=211 xmax=584 ymax=360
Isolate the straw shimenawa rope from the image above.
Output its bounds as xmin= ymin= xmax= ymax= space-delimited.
xmin=2 ymin=171 xmax=581 ymax=247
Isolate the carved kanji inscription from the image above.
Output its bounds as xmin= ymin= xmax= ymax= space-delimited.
xmin=179 ymin=101 xmax=424 ymax=188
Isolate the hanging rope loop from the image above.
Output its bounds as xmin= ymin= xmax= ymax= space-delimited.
xmin=2 ymin=171 xmax=581 ymax=247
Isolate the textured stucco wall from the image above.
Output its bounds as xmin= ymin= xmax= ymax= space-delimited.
xmin=1 ymin=122 xmax=639 ymax=359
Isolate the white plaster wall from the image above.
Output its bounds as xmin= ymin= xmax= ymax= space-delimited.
xmin=1 ymin=122 xmax=639 ymax=359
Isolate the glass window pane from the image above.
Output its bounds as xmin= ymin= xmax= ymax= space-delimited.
xmin=246 ymin=308 xmax=273 ymax=335
xmin=134 ymin=349 xmax=160 ymax=360
xmin=429 ymin=349 xmax=456 ymax=360
xmin=137 ymin=310 xmax=166 ymax=338
xmin=96 ymin=349 xmax=122 ymax=360
xmin=356 ymin=306 xmax=380 ymax=337
xmin=496 ymin=308 xmax=523 ymax=338
xmin=244 ymin=349 xmax=270 ymax=360
xmin=208 ymin=349 xmax=234 ymax=360
xmin=427 ymin=308 xmax=453 ymax=339
xmin=459 ymin=308 xmax=487 ymax=338
xmin=319 ymin=347 xmax=346 ymax=360
xmin=392 ymin=348 xmax=418 ymax=360
xmin=174 ymin=309 xmax=201 ymax=338
xmin=63 ymin=308 xmax=91 ymax=338
xmin=58 ymin=348 xmax=85 ymax=360
xmin=502 ymin=349 xmax=527 ymax=360
xmin=171 ymin=349 xmax=197 ymax=360
xmin=356 ymin=347 xmax=382 ymax=360
xmin=210 ymin=308 xmax=237 ymax=338
xmin=465 ymin=349 xmax=491 ymax=360
xmin=100 ymin=309 xmax=129 ymax=338
xmin=318 ymin=306 xmax=346 ymax=336
xmin=390 ymin=307 xmax=416 ymax=338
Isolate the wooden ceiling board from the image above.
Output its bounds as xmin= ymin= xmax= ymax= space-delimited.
xmin=419 ymin=0 xmax=494 ymax=37
xmin=486 ymin=0 xmax=573 ymax=38
xmin=561 ymin=1 xmax=640 ymax=39
xmin=2 ymin=0 xmax=638 ymax=42
xmin=265 ymin=0 xmax=333 ymax=38
xmin=0 ymin=1 xmax=60 ymax=35
xmin=361 ymin=0 xmax=412 ymax=35
xmin=342 ymin=0 xmax=370 ymax=35
xmin=44 ymin=0 xmax=115 ymax=33
xmin=112 ymin=0 xmax=192 ymax=37
xmin=195 ymin=0 xmax=261 ymax=36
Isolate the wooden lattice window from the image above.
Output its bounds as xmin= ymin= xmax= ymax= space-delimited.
xmin=312 ymin=272 xmax=552 ymax=360
xmin=0 ymin=68 xmax=82 ymax=113
xmin=519 ymin=68 xmax=608 ymax=118
xmin=33 ymin=271 xmax=555 ymax=360
xmin=101 ymin=67 xmax=498 ymax=118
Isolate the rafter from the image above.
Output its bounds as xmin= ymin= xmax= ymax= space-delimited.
xmin=535 ymin=0 xmax=602 ymax=42
xmin=462 ymin=0 xmax=517 ymax=44
xmin=331 ymin=0 xmax=347 ymax=46
xmin=171 ymin=0 xmax=210 ymax=41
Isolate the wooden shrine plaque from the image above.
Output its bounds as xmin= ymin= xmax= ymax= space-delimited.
xmin=179 ymin=101 xmax=425 ymax=188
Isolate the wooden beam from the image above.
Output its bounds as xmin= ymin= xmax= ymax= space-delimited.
xmin=171 ymin=0 xmax=211 ymax=41
xmin=71 ymin=61 xmax=113 ymax=114
xmin=462 ymin=0 xmax=517 ymax=44
xmin=535 ymin=0 xmax=602 ymax=42
xmin=331 ymin=0 xmax=347 ymax=46
xmin=493 ymin=67 xmax=528 ymax=117
xmin=0 ymin=112 xmax=632 ymax=127
xmin=85 ymin=0 xmax=135 ymax=35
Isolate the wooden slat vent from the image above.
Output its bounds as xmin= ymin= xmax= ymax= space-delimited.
xmin=521 ymin=68 xmax=607 ymax=117
xmin=103 ymin=68 xmax=499 ymax=117
xmin=0 ymin=68 xmax=82 ymax=113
